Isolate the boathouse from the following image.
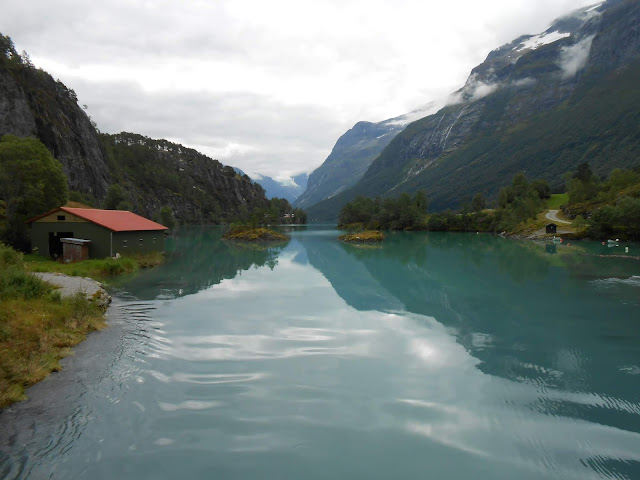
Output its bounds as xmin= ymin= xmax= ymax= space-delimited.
xmin=545 ymin=223 xmax=557 ymax=234
xmin=28 ymin=207 xmax=168 ymax=259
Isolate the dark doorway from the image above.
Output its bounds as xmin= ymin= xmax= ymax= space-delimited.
xmin=48 ymin=232 xmax=73 ymax=259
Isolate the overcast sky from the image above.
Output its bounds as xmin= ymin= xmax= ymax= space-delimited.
xmin=2 ymin=0 xmax=596 ymax=181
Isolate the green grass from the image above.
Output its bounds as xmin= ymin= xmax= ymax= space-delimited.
xmin=24 ymin=252 xmax=165 ymax=279
xmin=547 ymin=194 xmax=569 ymax=209
xmin=0 ymin=243 xmax=105 ymax=407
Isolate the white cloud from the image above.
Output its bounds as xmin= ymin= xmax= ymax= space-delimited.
xmin=559 ymin=35 xmax=596 ymax=79
xmin=0 ymin=0 xmax=597 ymax=177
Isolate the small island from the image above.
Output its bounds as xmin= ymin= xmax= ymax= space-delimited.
xmin=338 ymin=230 xmax=385 ymax=243
xmin=223 ymin=225 xmax=289 ymax=242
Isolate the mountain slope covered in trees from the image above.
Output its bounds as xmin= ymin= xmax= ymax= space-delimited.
xmin=0 ymin=34 xmax=269 ymax=229
xmin=305 ymin=0 xmax=640 ymax=221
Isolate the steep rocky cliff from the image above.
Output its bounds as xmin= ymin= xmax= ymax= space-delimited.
xmin=306 ymin=0 xmax=640 ymax=221
xmin=0 ymin=36 xmax=110 ymax=199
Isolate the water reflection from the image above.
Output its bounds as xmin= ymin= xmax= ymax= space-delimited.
xmin=2 ymin=228 xmax=639 ymax=480
xmin=119 ymin=226 xmax=285 ymax=300
xmin=294 ymin=228 xmax=640 ymax=476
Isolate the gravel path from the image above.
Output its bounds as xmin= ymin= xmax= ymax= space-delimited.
xmin=545 ymin=209 xmax=572 ymax=225
xmin=33 ymin=273 xmax=111 ymax=307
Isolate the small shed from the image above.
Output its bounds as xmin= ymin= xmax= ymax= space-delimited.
xmin=545 ymin=223 xmax=557 ymax=234
xmin=28 ymin=207 xmax=168 ymax=259
xmin=61 ymin=238 xmax=91 ymax=263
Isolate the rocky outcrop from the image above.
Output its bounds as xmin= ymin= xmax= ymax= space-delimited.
xmin=0 ymin=46 xmax=111 ymax=199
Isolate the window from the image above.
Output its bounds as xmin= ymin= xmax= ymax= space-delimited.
xmin=123 ymin=240 xmax=128 ymax=248
xmin=57 ymin=215 xmax=66 ymax=221
xmin=139 ymin=238 xmax=143 ymax=245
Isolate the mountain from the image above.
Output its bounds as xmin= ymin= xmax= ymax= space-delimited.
xmin=0 ymin=34 xmax=268 ymax=224
xmin=306 ymin=0 xmax=640 ymax=221
xmin=294 ymin=117 xmax=407 ymax=209
xmin=251 ymin=172 xmax=309 ymax=203
xmin=100 ymin=132 xmax=268 ymax=223
xmin=0 ymin=36 xmax=110 ymax=200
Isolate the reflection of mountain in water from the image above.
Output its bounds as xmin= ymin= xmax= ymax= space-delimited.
xmin=120 ymin=226 xmax=284 ymax=300
xmin=297 ymin=231 xmax=640 ymax=430
xmin=302 ymin=232 xmax=403 ymax=312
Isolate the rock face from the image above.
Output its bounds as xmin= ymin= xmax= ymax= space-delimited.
xmin=306 ymin=0 xmax=640 ymax=221
xmin=0 ymin=50 xmax=111 ymax=199
xmin=295 ymin=119 xmax=405 ymax=210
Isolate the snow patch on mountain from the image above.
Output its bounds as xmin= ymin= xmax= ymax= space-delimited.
xmin=513 ymin=31 xmax=571 ymax=52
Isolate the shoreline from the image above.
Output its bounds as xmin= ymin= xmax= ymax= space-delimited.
xmin=0 ymin=273 xmax=112 ymax=409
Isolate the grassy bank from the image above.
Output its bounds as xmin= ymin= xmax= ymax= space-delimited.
xmin=25 ymin=251 xmax=165 ymax=278
xmin=0 ymin=243 xmax=106 ymax=407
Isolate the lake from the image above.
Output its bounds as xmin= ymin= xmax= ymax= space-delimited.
xmin=1 ymin=226 xmax=639 ymax=479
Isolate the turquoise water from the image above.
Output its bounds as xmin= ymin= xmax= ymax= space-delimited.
xmin=1 ymin=226 xmax=639 ymax=479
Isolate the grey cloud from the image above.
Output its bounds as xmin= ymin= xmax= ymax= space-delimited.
xmin=70 ymin=77 xmax=343 ymax=177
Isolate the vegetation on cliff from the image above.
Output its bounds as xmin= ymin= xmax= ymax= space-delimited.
xmin=99 ymin=132 xmax=269 ymax=224
xmin=0 ymin=243 xmax=105 ymax=407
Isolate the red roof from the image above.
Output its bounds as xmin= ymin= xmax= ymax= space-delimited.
xmin=28 ymin=207 xmax=168 ymax=232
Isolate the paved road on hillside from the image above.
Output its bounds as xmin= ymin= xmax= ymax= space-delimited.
xmin=545 ymin=209 xmax=572 ymax=224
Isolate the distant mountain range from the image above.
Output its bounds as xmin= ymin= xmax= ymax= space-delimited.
xmin=302 ymin=0 xmax=640 ymax=221
xmin=251 ymin=172 xmax=309 ymax=203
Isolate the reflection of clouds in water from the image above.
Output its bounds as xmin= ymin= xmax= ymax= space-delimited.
xmin=148 ymin=247 xmax=640 ymax=478
xmin=148 ymin=371 xmax=268 ymax=384
xmin=194 ymin=279 xmax=265 ymax=299
xmin=389 ymin=311 xmax=640 ymax=479
xmin=158 ymin=400 xmax=221 ymax=412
